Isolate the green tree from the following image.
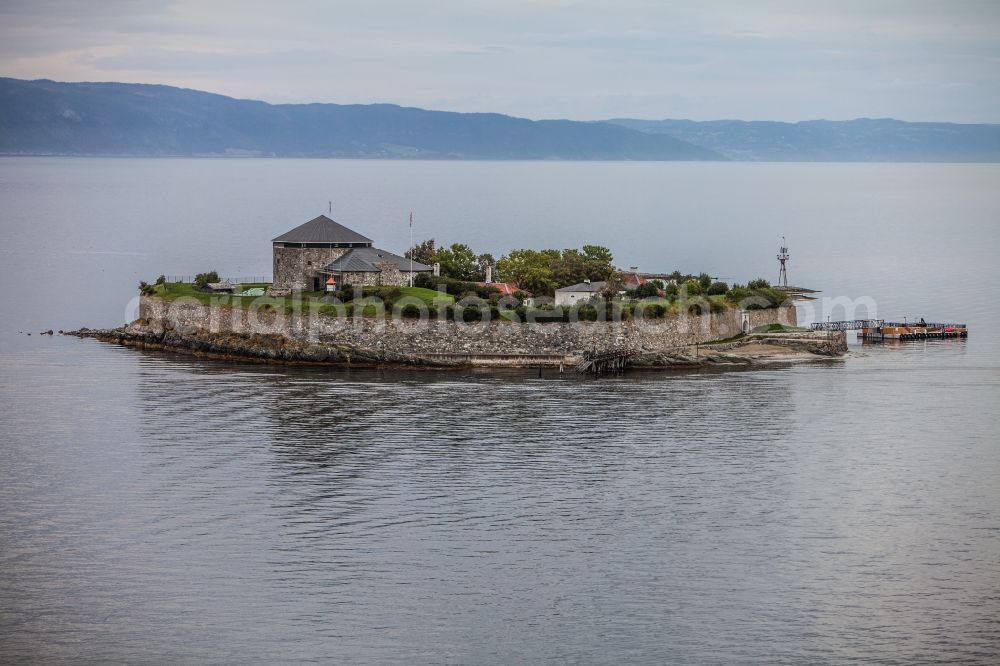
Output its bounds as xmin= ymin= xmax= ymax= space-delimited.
xmin=698 ymin=272 xmax=712 ymax=292
xmin=194 ymin=271 xmax=220 ymax=288
xmin=433 ymin=243 xmax=478 ymax=281
xmin=497 ymin=248 xmax=558 ymax=295
xmin=683 ymin=278 xmax=702 ymax=296
xmin=549 ymin=247 xmax=615 ymax=287
xmin=582 ymin=245 xmax=614 ymax=266
xmin=600 ymin=272 xmax=625 ymax=301
xmin=523 ymin=269 xmax=557 ymax=295
xmin=550 ymin=249 xmax=590 ymax=287
xmin=406 ymin=239 xmax=436 ymax=265
xmin=476 ymin=253 xmax=496 ymax=281
xmin=664 ymin=282 xmax=680 ymax=300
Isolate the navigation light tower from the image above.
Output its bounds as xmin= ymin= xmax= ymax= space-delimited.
xmin=777 ymin=237 xmax=789 ymax=288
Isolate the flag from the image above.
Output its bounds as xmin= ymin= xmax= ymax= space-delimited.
xmin=409 ymin=211 xmax=413 ymax=228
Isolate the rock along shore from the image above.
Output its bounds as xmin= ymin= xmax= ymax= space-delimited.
xmin=64 ymin=318 xmax=847 ymax=371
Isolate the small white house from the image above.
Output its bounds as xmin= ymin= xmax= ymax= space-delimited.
xmin=554 ymin=280 xmax=606 ymax=307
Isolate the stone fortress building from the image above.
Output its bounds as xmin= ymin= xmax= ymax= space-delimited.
xmin=269 ymin=215 xmax=432 ymax=294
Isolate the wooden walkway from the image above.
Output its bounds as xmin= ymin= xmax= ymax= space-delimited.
xmin=577 ymin=347 xmax=637 ymax=376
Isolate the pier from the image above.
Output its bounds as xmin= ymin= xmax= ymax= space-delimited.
xmin=811 ymin=319 xmax=968 ymax=341
xmin=577 ymin=347 xmax=637 ymax=376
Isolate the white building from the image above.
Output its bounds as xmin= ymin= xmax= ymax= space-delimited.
xmin=554 ymin=280 xmax=606 ymax=307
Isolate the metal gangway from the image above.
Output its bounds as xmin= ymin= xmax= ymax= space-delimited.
xmin=810 ymin=319 xmax=884 ymax=331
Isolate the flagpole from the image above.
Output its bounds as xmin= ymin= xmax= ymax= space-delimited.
xmin=409 ymin=211 xmax=413 ymax=287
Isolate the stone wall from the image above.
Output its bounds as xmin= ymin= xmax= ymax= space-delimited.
xmin=271 ymin=245 xmax=349 ymax=292
xmin=339 ymin=262 xmax=425 ymax=287
xmin=139 ymin=297 xmax=797 ymax=364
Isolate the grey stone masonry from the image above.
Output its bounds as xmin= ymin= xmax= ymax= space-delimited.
xmin=270 ymin=245 xmax=349 ymax=294
xmin=139 ymin=297 xmax=799 ymax=366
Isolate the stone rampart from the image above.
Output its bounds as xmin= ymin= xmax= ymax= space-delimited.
xmin=139 ymin=297 xmax=797 ymax=364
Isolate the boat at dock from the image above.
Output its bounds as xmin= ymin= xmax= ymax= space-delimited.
xmin=860 ymin=321 xmax=968 ymax=341
xmin=811 ymin=319 xmax=968 ymax=341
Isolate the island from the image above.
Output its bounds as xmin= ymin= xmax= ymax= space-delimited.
xmin=69 ymin=215 xmax=847 ymax=372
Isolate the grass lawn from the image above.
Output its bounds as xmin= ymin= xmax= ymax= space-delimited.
xmin=150 ymin=282 xmax=454 ymax=314
xmin=753 ymin=323 xmax=808 ymax=333
xmin=152 ymin=282 xmax=328 ymax=312
xmin=394 ymin=286 xmax=455 ymax=305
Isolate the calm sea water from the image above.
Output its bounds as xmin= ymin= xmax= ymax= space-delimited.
xmin=1 ymin=158 xmax=998 ymax=664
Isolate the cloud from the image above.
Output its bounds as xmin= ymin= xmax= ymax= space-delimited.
xmin=1 ymin=0 xmax=998 ymax=122
xmin=77 ymin=48 xmax=334 ymax=73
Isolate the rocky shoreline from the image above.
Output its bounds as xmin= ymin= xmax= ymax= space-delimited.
xmin=64 ymin=319 xmax=847 ymax=371
xmin=63 ymin=321 xmax=463 ymax=368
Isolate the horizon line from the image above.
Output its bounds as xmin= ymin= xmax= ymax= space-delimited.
xmin=6 ymin=75 xmax=999 ymax=127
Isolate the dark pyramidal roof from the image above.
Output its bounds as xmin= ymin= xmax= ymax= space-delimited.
xmin=557 ymin=281 xmax=607 ymax=292
xmin=272 ymin=215 xmax=373 ymax=244
xmin=323 ymin=247 xmax=432 ymax=273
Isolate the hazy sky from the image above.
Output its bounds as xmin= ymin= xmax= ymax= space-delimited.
xmin=2 ymin=0 xmax=999 ymax=122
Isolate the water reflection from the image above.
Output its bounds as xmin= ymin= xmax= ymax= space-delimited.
xmin=2 ymin=338 xmax=997 ymax=664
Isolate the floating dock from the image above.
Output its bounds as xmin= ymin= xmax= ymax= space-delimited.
xmin=860 ymin=321 xmax=968 ymax=341
xmin=810 ymin=319 xmax=968 ymax=341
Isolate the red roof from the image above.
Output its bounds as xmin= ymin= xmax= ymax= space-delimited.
xmin=477 ymin=282 xmax=525 ymax=296
xmin=622 ymin=272 xmax=647 ymax=286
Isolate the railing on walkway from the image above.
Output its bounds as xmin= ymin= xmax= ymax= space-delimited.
xmin=162 ymin=275 xmax=272 ymax=284
xmin=810 ymin=319 xmax=884 ymax=331
xmin=577 ymin=347 xmax=637 ymax=376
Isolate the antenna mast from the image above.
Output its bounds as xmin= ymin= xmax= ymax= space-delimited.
xmin=777 ymin=237 xmax=789 ymax=287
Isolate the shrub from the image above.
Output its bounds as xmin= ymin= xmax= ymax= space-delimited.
xmin=194 ymin=271 xmax=220 ymax=288
xmin=682 ymin=278 xmax=702 ymax=296
xmin=527 ymin=307 xmax=564 ymax=323
xmin=413 ymin=273 xmax=435 ymax=289
xmin=399 ymin=303 xmax=423 ymax=318
xmin=499 ymin=307 xmax=521 ymax=322
xmin=415 ymin=275 xmax=478 ymax=296
xmin=707 ymin=281 xmax=729 ymax=296
xmin=726 ymin=284 xmax=786 ymax=310
xmin=155 ymin=275 xmax=166 ymax=285
xmin=138 ymin=281 xmax=155 ymax=296
xmin=575 ymin=303 xmax=599 ymax=321
xmin=633 ymin=282 xmax=660 ymax=299
xmin=455 ymin=297 xmax=490 ymax=322
xmin=365 ymin=286 xmax=401 ymax=304
xmin=640 ymin=302 xmax=667 ymax=318
xmin=476 ymin=285 xmax=500 ymax=299
xmin=747 ymin=278 xmax=771 ymax=290
xmin=664 ymin=282 xmax=680 ymax=300
xmin=318 ymin=304 xmax=346 ymax=317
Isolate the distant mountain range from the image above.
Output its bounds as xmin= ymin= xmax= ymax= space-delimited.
xmin=0 ymin=78 xmax=717 ymax=160
xmin=2 ymin=77 xmax=998 ymax=161
xmin=606 ymin=118 xmax=1000 ymax=162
